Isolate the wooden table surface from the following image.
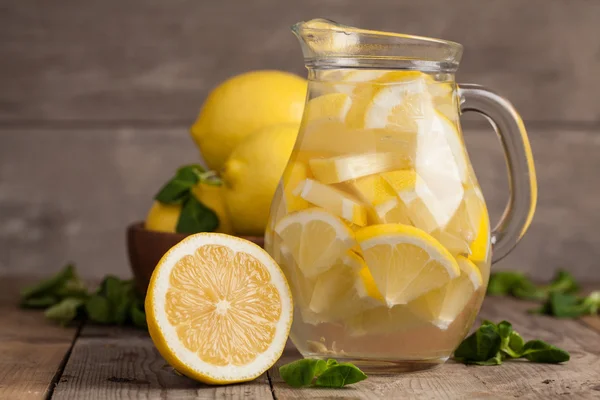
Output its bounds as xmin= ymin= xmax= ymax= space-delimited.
xmin=2 ymin=276 xmax=599 ymax=399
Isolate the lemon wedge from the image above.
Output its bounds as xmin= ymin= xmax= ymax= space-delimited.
xmin=293 ymin=178 xmax=368 ymax=226
xmin=282 ymin=161 xmax=310 ymax=213
xmin=309 ymin=152 xmax=410 ymax=184
xmin=356 ymin=224 xmax=460 ymax=306
xmin=381 ymin=170 xmax=444 ymax=232
xmin=408 ymin=255 xmax=483 ymax=329
xmin=274 ymin=208 xmax=356 ymax=278
xmin=309 ymin=251 xmax=383 ymax=322
xmin=145 ymin=233 xmax=293 ymax=384
xmin=305 ymin=93 xmax=352 ymax=122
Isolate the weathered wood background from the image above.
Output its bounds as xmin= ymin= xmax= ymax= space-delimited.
xmin=1 ymin=0 xmax=599 ymax=279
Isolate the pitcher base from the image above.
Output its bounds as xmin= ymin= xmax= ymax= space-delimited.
xmin=304 ymin=354 xmax=448 ymax=374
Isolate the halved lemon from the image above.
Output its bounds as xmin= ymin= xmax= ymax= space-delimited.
xmin=408 ymin=255 xmax=483 ymax=329
xmin=274 ymin=208 xmax=356 ymax=278
xmin=293 ymin=178 xmax=368 ymax=226
xmin=145 ymin=233 xmax=293 ymax=385
xmin=356 ymin=224 xmax=460 ymax=306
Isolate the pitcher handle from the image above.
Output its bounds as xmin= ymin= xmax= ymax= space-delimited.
xmin=458 ymin=84 xmax=537 ymax=263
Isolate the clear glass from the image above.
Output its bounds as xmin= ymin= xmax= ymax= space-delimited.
xmin=265 ymin=19 xmax=537 ymax=373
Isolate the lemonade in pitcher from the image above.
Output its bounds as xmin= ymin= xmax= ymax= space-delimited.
xmin=265 ymin=19 xmax=536 ymax=372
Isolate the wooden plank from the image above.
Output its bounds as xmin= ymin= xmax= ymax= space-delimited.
xmin=269 ymin=296 xmax=600 ymax=399
xmin=2 ymin=126 xmax=600 ymax=281
xmin=580 ymin=316 xmax=600 ymax=334
xmin=0 ymin=276 xmax=79 ymax=400
xmin=1 ymin=0 xmax=599 ymax=123
xmin=52 ymin=325 xmax=274 ymax=400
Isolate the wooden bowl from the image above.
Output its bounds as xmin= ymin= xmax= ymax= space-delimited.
xmin=126 ymin=222 xmax=265 ymax=294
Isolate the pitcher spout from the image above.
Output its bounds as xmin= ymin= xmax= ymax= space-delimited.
xmin=292 ymin=18 xmax=463 ymax=72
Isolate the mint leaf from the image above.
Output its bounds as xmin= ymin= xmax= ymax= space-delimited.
xmin=454 ymin=321 xmax=570 ymax=366
xmin=176 ymin=196 xmax=219 ymax=234
xmin=85 ymin=295 xmax=112 ymax=324
xmin=497 ymin=321 xmax=522 ymax=358
xmin=20 ymin=264 xmax=78 ymax=304
xmin=21 ymin=295 xmax=59 ymax=308
xmin=521 ymin=340 xmax=570 ymax=363
xmin=325 ymin=359 xmax=338 ymax=368
xmin=547 ymin=270 xmax=579 ymax=295
xmin=470 ymin=352 xmax=504 ymax=366
xmin=130 ymin=300 xmax=147 ymax=329
xmin=155 ymin=165 xmax=204 ymax=204
xmin=581 ymin=291 xmax=600 ymax=315
xmin=487 ymin=272 xmax=528 ymax=296
xmin=44 ymin=297 xmax=84 ymax=325
xmin=454 ymin=324 xmax=501 ymax=362
xmin=315 ymin=364 xmax=367 ymax=388
xmin=279 ymin=359 xmax=327 ymax=387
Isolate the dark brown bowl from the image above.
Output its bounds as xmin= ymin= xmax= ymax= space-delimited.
xmin=126 ymin=222 xmax=265 ymax=294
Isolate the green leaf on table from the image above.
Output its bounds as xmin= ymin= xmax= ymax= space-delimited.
xmin=547 ymin=270 xmax=580 ymax=295
xmin=531 ymin=291 xmax=600 ymax=318
xmin=130 ymin=300 xmax=147 ymax=329
xmin=21 ymin=295 xmax=59 ymax=309
xmin=497 ymin=320 xmax=523 ymax=358
xmin=85 ymin=295 xmax=112 ymax=324
xmin=325 ymin=359 xmax=338 ymax=368
xmin=521 ymin=340 xmax=570 ymax=363
xmin=44 ymin=297 xmax=85 ymax=325
xmin=279 ymin=359 xmax=327 ymax=387
xmin=469 ymin=352 xmax=504 ymax=366
xmin=581 ymin=291 xmax=600 ymax=315
xmin=454 ymin=324 xmax=502 ymax=362
xmin=176 ymin=196 xmax=219 ymax=234
xmin=315 ymin=363 xmax=368 ymax=388
xmin=20 ymin=264 xmax=78 ymax=303
xmin=487 ymin=272 xmax=529 ymax=296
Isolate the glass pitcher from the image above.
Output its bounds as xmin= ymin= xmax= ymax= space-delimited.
xmin=265 ymin=19 xmax=537 ymax=372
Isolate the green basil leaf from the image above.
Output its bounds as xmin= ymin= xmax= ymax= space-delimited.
xmin=21 ymin=295 xmax=60 ymax=309
xmin=176 ymin=196 xmax=219 ymax=234
xmin=154 ymin=165 xmax=204 ymax=204
xmin=521 ymin=340 xmax=570 ymax=363
xmin=20 ymin=264 xmax=76 ymax=301
xmin=314 ymin=364 xmax=367 ymax=388
xmin=581 ymin=291 xmax=600 ymax=315
xmin=487 ymin=272 xmax=528 ymax=296
xmin=547 ymin=270 xmax=580 ymax=295
xmin=85 ymin=295 xmax=112 ymax=324
xmin=279 ymin=359 xmax=327 ymax=387
xmin=508 ymin=331 xmax=525 ymax=355
xmin=468 ymin=352 xmax=504 ymax=366
xmin=454 ymin=324 xmax=502 ymax=362
xmin=130 ymin=301 xmax=147 ymax=329
xmin=44 ymin=297 xmax=84 ymax=326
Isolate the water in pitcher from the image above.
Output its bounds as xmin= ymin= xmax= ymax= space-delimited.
xmin=265 ymin=68 xmax=492 ymax=369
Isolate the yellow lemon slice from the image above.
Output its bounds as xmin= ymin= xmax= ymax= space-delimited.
xmin=274 ymin=208 xmax=356 ymax=278
xmin=282 ymin=161 xmax=310 ymax=213
xmin=145 ymin=233 xmax=293 ymax=385
xmin=293 ymin=178 xmax=368 ymax=226
xmin=345 ymin=174 xmax=397 ymax=208
xmin=305 ymin=93 xmax=352 ymax=122
xmin=408 ymin=256 xmax=483 ymax=329
xmin=356 ymin=224 xmax=460 ymax=306
xmin=381 ymin=170 xmax=445 ymax=232
xmin=309 ymin=152 xmax=410 ymax=184
xmin=309 ymin=251 xmax=384 ymax=323
xmin=346 ymin=304 xmax=429 ymax=337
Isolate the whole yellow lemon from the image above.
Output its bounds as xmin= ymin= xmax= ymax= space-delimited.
xmin=222 ymin=124 xmax=299 ymax=235
xmin=145 ymin=182 xmax=233 ymax=234
xmin=190 ymin=70 xmax=306 ymax=171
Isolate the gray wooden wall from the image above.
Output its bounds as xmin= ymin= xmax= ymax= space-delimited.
xmin=1 ymin=0 xmax=599 ymax=280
